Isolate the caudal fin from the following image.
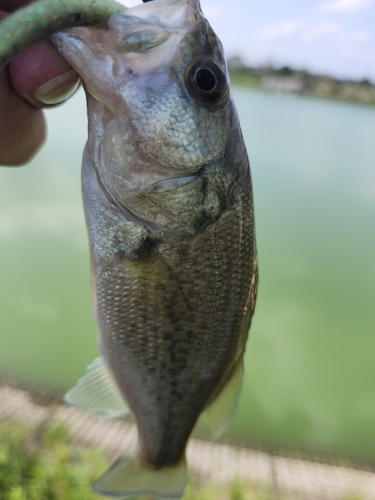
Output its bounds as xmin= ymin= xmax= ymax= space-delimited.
xmin=92 ymin=449 xmax=186 ymax=500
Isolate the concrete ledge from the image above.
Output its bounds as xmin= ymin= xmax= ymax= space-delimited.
xmin=1 ymin=384 xmax=374 ymax=499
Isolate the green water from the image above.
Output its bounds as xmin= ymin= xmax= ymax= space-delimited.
xmin=0 ymin=88 xmax=374 ymax=463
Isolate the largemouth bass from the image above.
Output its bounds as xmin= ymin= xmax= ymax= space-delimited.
xmin=53 ymin=0 xmax=258 ymax=497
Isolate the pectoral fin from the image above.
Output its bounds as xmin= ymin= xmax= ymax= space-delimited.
xmin=65 ymin=357 xmax=129 ymax=419
xmin=205 ymin=362 xmax=244 ymax=440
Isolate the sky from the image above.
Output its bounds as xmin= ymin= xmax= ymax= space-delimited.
xmin=119 ymin=0 xmax=375 ymax=82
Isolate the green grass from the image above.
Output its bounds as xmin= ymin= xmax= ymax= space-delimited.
xmin=0 ymin=420 xmax=274 ymax=500
xmin=0 ymin=420 xmax=365 ymax=500
xmin=0 ymin=421 xmax=108 ymax=500
xmin=229 ymin=70 xmax=262 ymax=88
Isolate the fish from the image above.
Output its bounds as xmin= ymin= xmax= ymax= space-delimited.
xmin=52 ymin=0 xmax=258 ymax=498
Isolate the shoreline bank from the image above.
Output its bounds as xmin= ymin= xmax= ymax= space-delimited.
xmin=1 ymin=382 xmax=375 ymax=500
xmin=229 ymin=67 xmax=375 ymax=108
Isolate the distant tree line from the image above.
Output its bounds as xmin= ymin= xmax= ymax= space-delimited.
xmin=227 ymin=57 xmax=375 ymax=106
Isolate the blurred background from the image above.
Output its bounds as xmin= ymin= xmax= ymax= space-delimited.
xmin=0 ymin=0 xmax=375 ymax=471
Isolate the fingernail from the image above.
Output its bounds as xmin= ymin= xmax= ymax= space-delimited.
xmin=26 ymin=69 xmax=80 ymax=107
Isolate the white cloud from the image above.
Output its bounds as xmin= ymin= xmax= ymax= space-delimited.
xmin=319 ymin=0 xmax=373 ymax=13
xmin=201 ymin=5 xmax=226 ymax=17
xmin=116 ymin=0 xmax=142 ymax=7
xmin=301 ymin=22 xmax=340 ymax=41
xmin=199 ymin=3 xmax=237 ymax=24
xmin=261 ymin=19 xmax=344 ymax=48
xmin=352 ymin=30 xmax=372 ymax=42
xmin=262 ymin=20 xmax=301 ymax=40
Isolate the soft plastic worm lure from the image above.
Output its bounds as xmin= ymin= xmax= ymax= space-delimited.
xmin=0 ymin=0 xmax=126 ymax=71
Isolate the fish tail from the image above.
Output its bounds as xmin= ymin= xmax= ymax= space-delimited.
xmin=92 ymin=449 xmax=186 ymax=500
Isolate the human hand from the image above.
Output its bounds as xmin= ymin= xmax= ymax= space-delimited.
xmin=0 ymin=0 xmax=80 ymax=166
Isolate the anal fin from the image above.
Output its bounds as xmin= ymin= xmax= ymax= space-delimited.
xmin=64 ymin=357 xmax=129 ymax=419
xmin=205 ymin=362 xmax=244 ymax=440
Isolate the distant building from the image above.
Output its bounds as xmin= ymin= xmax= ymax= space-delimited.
xmin=262 ymin=76 xmax=304 ymax=93
xmin=227 ymin=62 xmax=375 ymax=105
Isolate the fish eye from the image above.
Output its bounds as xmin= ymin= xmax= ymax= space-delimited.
xmin=196 ymin=68 xmax=216 ymax=92
xmin=187 ymin=60 xmax=227 ymax=106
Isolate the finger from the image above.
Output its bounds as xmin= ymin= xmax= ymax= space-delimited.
xmin=0 ymin=6 xmax=80 ymax=107
xmin=0 ymin=0 xmax=35 ymax=11
xmin=0 ymin=8 xmax=45 ymax=165
xmin=0 ymin=5 xmax=80 ymax=165
xmin=9 ymin=39 xmax=80 ymax=107
xmin=0 ymin=66 xmax=46 ymax=166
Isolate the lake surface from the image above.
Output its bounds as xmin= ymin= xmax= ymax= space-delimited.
xmin=0 ymin=87 xmax=374 ymax=463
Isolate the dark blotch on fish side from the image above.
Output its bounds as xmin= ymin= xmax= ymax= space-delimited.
xmin=118 ymin=236 xmax=153 ymax=261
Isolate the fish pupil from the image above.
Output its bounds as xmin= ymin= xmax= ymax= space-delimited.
xmin=196 ymin=69 xmax=216 ymax=92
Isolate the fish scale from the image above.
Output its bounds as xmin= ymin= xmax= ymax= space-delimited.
xmin=87 ymin=170 xmax=249 ymax=463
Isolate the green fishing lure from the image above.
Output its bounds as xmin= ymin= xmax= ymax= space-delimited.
xmin=0 ymin=0 xmax=125 ymax=70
